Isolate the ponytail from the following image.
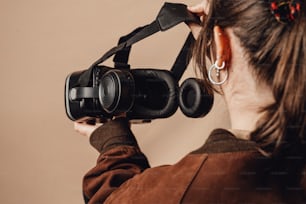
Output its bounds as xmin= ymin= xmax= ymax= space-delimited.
xmin=251 ymin=7 xmax=306 ymax=159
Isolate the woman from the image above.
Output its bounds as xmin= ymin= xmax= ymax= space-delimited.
xmin=75 ymin=0 xmax=306 ymax=203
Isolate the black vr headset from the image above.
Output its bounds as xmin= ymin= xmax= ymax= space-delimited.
xmin=65 ymin=2 xmax=214 ymax=123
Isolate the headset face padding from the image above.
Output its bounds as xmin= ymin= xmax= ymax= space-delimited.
xmin=179 ymin=78 xmax=214 ymax=118
xmin=128 ymin=69 xmax=179 ymax=119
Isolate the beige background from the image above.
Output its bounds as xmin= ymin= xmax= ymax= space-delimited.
xmin=0 ymin=0 xmax=230 ymax=203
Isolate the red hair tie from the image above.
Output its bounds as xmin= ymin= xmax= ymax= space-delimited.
xmin=270 ymin=0 xmax=301 ymax=24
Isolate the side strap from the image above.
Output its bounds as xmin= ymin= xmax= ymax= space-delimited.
xmin=171 ymin=32 xmax=195 ymax=82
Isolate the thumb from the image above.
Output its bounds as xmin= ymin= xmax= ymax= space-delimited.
xmin=74 ymin=122 xmax=101 ymax=138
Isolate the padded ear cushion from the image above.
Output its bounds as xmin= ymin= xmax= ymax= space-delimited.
xmin=179 ymin=78 xmax=214 ymax=118
xmin=128 ymin=69 xmax=179 ymax=120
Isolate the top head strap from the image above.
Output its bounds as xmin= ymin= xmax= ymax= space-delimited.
xmin=78 ymin=2 xmax=200 ymax=86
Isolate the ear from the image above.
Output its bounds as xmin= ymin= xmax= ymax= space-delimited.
xmin=213 ymin=26 xmax=231 ymax=67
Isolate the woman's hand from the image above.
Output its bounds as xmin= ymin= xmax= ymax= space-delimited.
xmin=74 ymin=122 xmax=102 ymax=138
xmin=188 ymin=1 xmax=209 ymax=16
xmin=74 ymin=114 xmax=126 ymax=138
xmin=187 ymin=1 xmax=210 ymax=39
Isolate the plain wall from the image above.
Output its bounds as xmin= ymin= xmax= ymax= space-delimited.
xmin=0 ymin=0 xmax=230 ymax=203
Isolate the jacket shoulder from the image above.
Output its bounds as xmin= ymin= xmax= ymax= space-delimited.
xmin=105 ymin=153 xmax=208 ymax=204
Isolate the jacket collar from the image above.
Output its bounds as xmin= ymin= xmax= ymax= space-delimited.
xmin=192 ymin=129 xmax=257 ymax=154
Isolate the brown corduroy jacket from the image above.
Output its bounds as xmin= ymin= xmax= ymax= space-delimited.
xmin=83 ymin=118 xmax=306 ymax=203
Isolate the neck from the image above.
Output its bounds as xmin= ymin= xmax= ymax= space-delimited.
xmin=222 ymin=67 xmax=274 ymax=134
xmin=219 ymin=29 xmax=274 ymax=137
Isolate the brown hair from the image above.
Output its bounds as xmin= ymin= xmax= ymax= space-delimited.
xmin=194 ymin=0 xmax=306 ymax=159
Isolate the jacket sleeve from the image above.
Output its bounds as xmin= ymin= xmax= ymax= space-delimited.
xmin=82 ymin=118 xmax=150 ymax=204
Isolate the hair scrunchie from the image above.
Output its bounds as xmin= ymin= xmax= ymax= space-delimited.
xmin=270 ymin=0 xmax=301 ymax=24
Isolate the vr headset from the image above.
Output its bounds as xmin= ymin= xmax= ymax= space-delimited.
xmin=65 ymin=2 xmax=214 ymax=123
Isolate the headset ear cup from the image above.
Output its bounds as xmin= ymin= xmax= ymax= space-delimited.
xmin=179 ymin=78 xmax=214 ymax=118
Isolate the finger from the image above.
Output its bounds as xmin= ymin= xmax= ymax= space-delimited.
xmin=187 ymin=4 xmax=205 ymax=15
xmin=188 ymin=1 xmax=209 ymax=15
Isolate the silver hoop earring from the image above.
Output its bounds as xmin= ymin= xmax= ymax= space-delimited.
xmin=208 ymin=60 xmax=228 ymax=85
